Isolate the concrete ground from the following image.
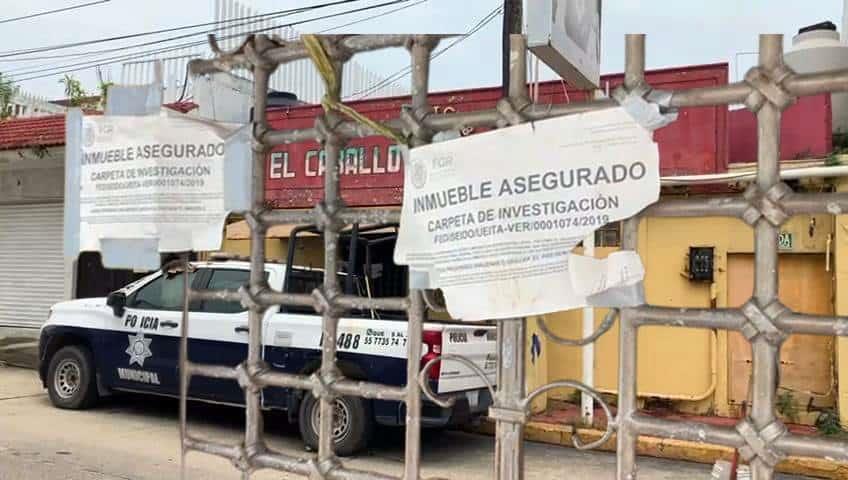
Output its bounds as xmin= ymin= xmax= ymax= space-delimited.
xmin=0 ymin=366 xmax=809 ymax=480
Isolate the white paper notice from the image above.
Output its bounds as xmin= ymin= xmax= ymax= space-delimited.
xmin=77 ymin=113 xmax=239 ymax=261
xmin=394 ymin=107 xmax=659 ymax=321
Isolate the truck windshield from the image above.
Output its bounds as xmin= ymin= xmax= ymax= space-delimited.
xmin=283 ymin=224 xmax=408 ymax=320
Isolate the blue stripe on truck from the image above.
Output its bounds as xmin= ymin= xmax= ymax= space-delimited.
xmin=39 ymin=324 xmax=457 ymax=426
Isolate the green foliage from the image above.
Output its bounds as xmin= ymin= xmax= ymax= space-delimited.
xmin=0 ymin=73 xmax=18 ymax=119
xmin=97 ymin=79 xmax=114 ymax=109
xmin=776 ymin=391 xmax=799 ymax=423
xmin=59 ymin=74 xmax=89 ymax=107
xmin=815 ymin=409 xmax=846 ymax=436
xmin=567 ymin=389 xmax=581 ymax=404
xmin=825 ymin=153 xmax=842 ymax=166
xmin=833 ymin=129 xmax=848 ymax=151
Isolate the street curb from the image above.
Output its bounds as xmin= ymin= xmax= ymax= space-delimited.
xmin=0 ymin=328 xmax=40 ymax=369
xmin=470 ymin=419 xmax=848 ymax=479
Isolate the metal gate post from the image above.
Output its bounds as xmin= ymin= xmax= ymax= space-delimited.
xmin=616 ymin=35 xmax=646 ymax=480
xmin=181 ymin=30 xmax=848 ymax=480
xmin=245 ymin=61 xmax=272 ymax=462
xmin=492 ymin=33 xmax=531 ymax=480
xmin=494 ymin=319 xmax=527 ymax=480
xmin=317 ymin=56 xmax=345 ymax=468
xmin=403 ymin=36 xmax=436 ymax=480
xmin=749 ymin=34 xmax=784 ymax=480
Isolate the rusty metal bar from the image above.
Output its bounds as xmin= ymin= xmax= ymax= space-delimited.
xmin=179 ymin=28 xmax=848 ymax=480
xmin=748 ymin=35 xmax=783 ymax=480
xmin=316 ymin=47 xmax=345 ymax=465
xmin=629 ymin=414 xmax=746 ymax=449
xmin=632 ymin=305 xmax=848 ymax=337
xmin=186 ymin=362 xmax=240 ymax=380
xmin=632 ymin=306 xmax=747 ymax=330
xmin=401 ymin=35 xmax=436 ymax=480
xmin=783 ymin=192 xmax=848 ymax=215
xmin=644 ymin=192 xmax=848 ymax=219
xmin=259 ymin=207 xmax=401 ymax=227
xmin=773 ymin=434 xmax=848 ymax=463
xmin=494 ymin=318 xmax=526 ymax=480
xmin=189 ymin=34 xmax=414 ymax=75
xmin=492 ymin=33 xmax=530 ymax=480
xmin=244 ymin=58 xmax=272 ymax=465
xmin=615 ymin=33 xmax=646 ymax=480
xmin=642 ymin=195 xmax=750 ymax=218
xmin=192 ymin=288 xmax=408 ymax=312
xmin=261 ymin=98 xmax=619 ymax=144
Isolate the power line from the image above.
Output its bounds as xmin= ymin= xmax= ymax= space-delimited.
xmin=350 ymin=5 xmax=503 ymax=99
xmin=11 ymin=0 xmax=415 ymax=83
xmin=0 ymin=0 xmax=364 ymax=59
xmin=170 ymin=0 xmax=426 ymax=103
xmin=6 ymin=0 xmax=408 ymax=77
xmin=0 ymin=2 xmax=322 ymax=64
xmin=1 ymin=1 xmax=339 ymax=74
xmin=10 ymin=0 xmax=411 ymax=81
xmin=0 ymin=0 xmax=111 ymax=25
xmin=317 ymin=0 xmax=427 ymax=33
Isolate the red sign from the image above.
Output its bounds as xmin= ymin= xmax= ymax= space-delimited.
xmin=265 ymin=63 xmax=729 ymax=208
xmin=729 ymin=93 xmax=832 ymax=165
xmin=265 ymin=137 xmax=405 ymax=208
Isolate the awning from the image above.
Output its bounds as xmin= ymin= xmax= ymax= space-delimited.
xmin=225 ymin=207 xmax=401 ymax=240
xmin=226 ymin=221 xmax=315 ymax=240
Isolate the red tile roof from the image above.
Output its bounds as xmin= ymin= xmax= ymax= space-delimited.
xmin=0 ymin=102 xmax=199 ymax=152
xmin=164 ymin=101 xmax=198 ymax=113
xmin=0 ymin=114 xmax=66 ymax=151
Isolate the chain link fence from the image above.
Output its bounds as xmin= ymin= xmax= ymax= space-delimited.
xmin=180 ymin=32 xmax=848 ymax=480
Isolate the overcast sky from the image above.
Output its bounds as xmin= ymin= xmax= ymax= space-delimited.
xmin=0 ymin=0 xmax=844 ymax=100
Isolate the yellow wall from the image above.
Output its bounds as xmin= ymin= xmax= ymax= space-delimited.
xmin=835 ymin=180 xmax=848 ymax=427
xmin=525 ymin=316 xmax=548 ymax=414
xmin=543 ymin=212 xmax=834 ymax=420
xmin=217 ymin=206 xmax=841 ymax=424
xmin=217 ymin=236 xmax=324 ymax=266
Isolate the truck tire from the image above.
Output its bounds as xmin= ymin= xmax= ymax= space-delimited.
xmin=298 ymin=393 xmax=373 ymax=456
xmin=47 ymin=345 xmax=98 ymax=410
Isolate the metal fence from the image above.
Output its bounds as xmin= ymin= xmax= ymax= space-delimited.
xmin=182 ymin=33 xmax=848 ymax=480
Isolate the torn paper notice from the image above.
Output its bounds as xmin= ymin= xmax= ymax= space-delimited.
xmin=65 ymin=110 xmax=240 ymax=269
xmin=569 ymin=251 xmax=646 ymax=307
xmin=394 ymin=107 xmax=659 ymax=321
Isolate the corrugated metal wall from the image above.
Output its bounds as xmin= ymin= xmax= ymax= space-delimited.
xmin=0 ymin=203 xmax=66 ymax=328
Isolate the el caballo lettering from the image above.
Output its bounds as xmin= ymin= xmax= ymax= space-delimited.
xmin=269 ymin=144 xmax=404 ymax=179
xmin=413 ymin=162 xmax=647 ymax=214
xmin=82 ymin=143 xmax=225 ymax=165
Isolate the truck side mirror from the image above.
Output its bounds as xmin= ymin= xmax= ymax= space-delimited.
xmin=106 ymin=291 xmax=126 ymax=317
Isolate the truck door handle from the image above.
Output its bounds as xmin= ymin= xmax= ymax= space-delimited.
xmin=160 ymin=321 xmax=179 ymax=329
xmin=473 ymin=329 xmax=488 ymax=337
xmin=234 ymin=325 xmax=249 ymax=333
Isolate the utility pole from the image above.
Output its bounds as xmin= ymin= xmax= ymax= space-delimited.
xmin=502 ymin=0 xmax=523 ymax=96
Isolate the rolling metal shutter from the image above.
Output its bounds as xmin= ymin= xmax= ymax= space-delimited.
xmin=0 ymin=203 xmax=66 ymax=328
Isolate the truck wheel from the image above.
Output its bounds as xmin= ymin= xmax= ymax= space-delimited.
xmin=47 ymin=345 xmax=98 ymax=410
xmin=298 ymin=393 xmax=372 ymax=456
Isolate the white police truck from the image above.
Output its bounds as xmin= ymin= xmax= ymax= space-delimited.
xmin=38 ymin=224 xmax=496 ymax=455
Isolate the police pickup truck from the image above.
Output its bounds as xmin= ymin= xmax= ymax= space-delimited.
xmin=38 ymin=224 xmax=496 ymax=455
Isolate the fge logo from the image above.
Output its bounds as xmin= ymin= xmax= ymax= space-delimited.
xmin=410 ymin=159 xmax=428 ymax=189
xmin=431 ymin=155 xmax=453 ymax=169
xmin=410 ymin=153 xmax=455 ymax=189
